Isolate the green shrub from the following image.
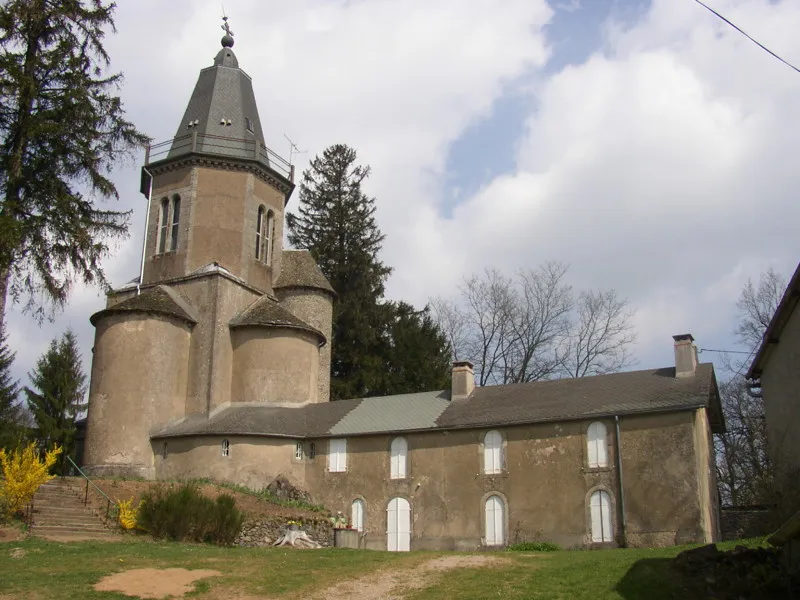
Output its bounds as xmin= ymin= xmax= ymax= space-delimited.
xmin=137 ymin=483 xmax=243 ymax=545
xmin=507 ymin=541 xmax=561 ymax=552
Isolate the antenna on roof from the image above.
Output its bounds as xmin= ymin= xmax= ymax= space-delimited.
xmin=284 ymin=134 xmax=307 ymax=165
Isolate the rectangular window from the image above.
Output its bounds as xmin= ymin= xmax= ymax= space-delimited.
xmin=295 ymin=442 xmax=303 ymax=461
xmin=328 ymin=438 xmax=347 ymax=472
xmin=170 ymin=197 xmax=181 ymax=252
xmin=245 ymin=117 xmax=254 ymax=133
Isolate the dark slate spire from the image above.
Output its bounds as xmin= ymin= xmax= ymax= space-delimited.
xmin=167 ymin=16 xmax=266 ymax=161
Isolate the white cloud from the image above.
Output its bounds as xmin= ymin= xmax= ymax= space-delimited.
xmin=6 ymin=0 xmax=799 ymax=391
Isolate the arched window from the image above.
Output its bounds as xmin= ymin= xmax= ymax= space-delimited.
xmin=387 ymin=497 xmax=411 ymax=551
xmin=484 ymin=495 xmax=505 ymax=546
xmin=295 ymin=442 xmax=304 ymax=461
xmin=483 ymin=430 xmax=503 ymax=474
xmin=351 ymin=499 xmax=365 ymax=532
xmin=265 ymin=210 xmax=275 ymax=265
xmin=170 ymin=195 xmax=181 ymax=251
xmin=221 ymin=439 xmax=230 ymax=457
xmin=587 ymin=422 xmax=608 ymax=468
xmin=309 ymin=442 xmax=316 ymax=459
xmin=157 ymin=198 xmax=169 ymax=254
xmin=255 ymin=206 xmax=265 ymax=260
xmin=390 ymin=437 xmax=408 ymax=479
xmin=590 ymin=490 xmax=613 ymax=542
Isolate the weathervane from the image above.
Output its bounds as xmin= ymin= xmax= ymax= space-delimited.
xmin=221 ymin=15 xmax=234 ymax=38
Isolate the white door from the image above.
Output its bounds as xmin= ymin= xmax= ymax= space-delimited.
xmin=387 ymin=497 xmax=411 ymax=551
xmin=351 ymin=499 xmax=365 ymax=532
xmin=590 ymin=490 xmax=613 ymax=542
xmin=484 ymin=495 xmax=505 ymax=545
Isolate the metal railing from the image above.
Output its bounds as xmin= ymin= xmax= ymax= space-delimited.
xmin=64 ymin=455 xmax=115 ymax=519
xmin=144 ymin=132 xmax=294 ymax=181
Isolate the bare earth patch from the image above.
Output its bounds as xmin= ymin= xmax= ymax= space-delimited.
xmin=94 ymin=568 xmax=222 ymax=599
xmin=301 ymin=555 xmax=507 ymax=600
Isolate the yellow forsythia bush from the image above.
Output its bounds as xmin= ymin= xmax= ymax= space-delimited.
xmin=0 ymin=443 xmax=62 ymax=517
xmin=118 ymin=497 xmax=140 ymax=530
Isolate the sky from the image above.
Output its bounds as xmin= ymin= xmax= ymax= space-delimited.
xmin=5 ymin=0 xmax=800 ymax=392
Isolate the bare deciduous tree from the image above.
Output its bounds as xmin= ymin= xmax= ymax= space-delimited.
xmin=714 ymin=267 xmax=786 ymax=507
xmin=431 ymin=263 xmax=636 ymax=386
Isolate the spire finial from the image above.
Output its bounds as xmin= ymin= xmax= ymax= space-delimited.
xmin=221 ymin=14 xmax=234 ymax=48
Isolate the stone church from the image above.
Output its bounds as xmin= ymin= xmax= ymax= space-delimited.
xmin=84 ymin=28 xmax=724 ymax=551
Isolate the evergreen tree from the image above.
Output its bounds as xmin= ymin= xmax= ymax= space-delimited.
xmin=25 ymin=330 xmax=86 ymax=472
xmin=0 ymin=324 xmax=22 ymax=449
xmin=287 ymin=144 xmax=451 ymax=399
xmin=0 ymin=0 xmax=149 ymax=323
xmin=380 ymin=302 xmax=452 ymax=395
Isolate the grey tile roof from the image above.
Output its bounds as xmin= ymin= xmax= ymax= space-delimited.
xmin=437 ymin=364 xmax=719 ymax=430
xmin=152 ymin=364 xmax=722 ymax=440
xmin=274 ymin=250 xmax=336 ymax=295
xmin=230 ymin=295 xmax=326 ymax=344
xmin=91 ymin=285 xmax=198 ymax=326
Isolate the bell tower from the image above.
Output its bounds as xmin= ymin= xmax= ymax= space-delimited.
xmin=140 ymin=18 xmax=294 ymax=293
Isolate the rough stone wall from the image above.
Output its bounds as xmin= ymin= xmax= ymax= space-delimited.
xmin=298 ymin=412 xmax=708 ymax=551
xmin=621 ymin=411 xmax=705 ymax=547
xmin=154 ymin=435 xmax=306 ymax=491
xmin=275 ymin=287 xmax=333 ymax=403
xmin=142 ymin=166 xmax=195 ymax=284
xmin=761 ymin=303 xmax=800 ymax=509
xmin=84 ymin=313 xmax=192 ymax=478
xmin=236 ymin=517 xmax=333 ymax=547
xmin=719 ymin=508 xmax=772 ymax=541
xmin=230 ymin=327 xmax=320 ymax=404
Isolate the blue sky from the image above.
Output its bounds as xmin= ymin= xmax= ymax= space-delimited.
xmin=5 ymin=0 xmax=800 ymax=392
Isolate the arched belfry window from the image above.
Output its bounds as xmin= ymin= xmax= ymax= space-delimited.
xmin=221 ymin=439 xmax=230 ymax=457
xmin=255 ymin=206 xmax=275 ymax=265
xmin=157 ymin=198 xmax=169 ymax=254
xmin=265 ymin=210 xmax=275 ymax=265
xmin=587 ymin=422 xmax=608 ymax=468
xmin=170 ymin=195 xmax=181 ymax=252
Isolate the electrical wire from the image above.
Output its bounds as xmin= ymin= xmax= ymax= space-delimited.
xmin=692 ymin=0 xmax=800 ymax=75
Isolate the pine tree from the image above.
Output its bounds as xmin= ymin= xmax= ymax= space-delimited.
xmin=25 ymin=330 xmax=86 ymax=472
xmin=380 ymin=302 xmax=452 ymax=395
xmin=0 ymin=324 xmax=22 ymax=449
xmin=0 ymin=0 xmax=149 ymax=323
xmin=287 ymin=144 xmax=392 ymax=400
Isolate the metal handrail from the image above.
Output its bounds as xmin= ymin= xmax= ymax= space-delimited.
xmin=64 ymin=455 xmax=115 ymax=518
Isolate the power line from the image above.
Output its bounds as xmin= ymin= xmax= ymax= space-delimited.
xmin=692 ymin=0 xmax=800 ymax=75
xmin=697 ymin=348 xmax=752 ymax=355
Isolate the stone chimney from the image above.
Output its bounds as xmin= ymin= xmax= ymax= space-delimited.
xmin=673 ymin=334 xmax=698 ymax=378
xmin=451 ymin=361 xmax=475 ymax=400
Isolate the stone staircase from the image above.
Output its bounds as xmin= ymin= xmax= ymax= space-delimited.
xmin=30 ymin=478 xmax=119 ymax=541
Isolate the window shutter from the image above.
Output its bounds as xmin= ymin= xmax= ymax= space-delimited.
xmin=484 ymin=430 xmax=502 ymax=474
xmin=591 ymin=490 xmax=613 ymax=542
xmin=329 ymin=439 xmax=347 ymax=472
xmin=391 ymin=437 xmax=407 ymax=479
xmin=588 ymin=422 xmax=607 ymax=468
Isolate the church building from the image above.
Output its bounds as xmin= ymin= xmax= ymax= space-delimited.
xmin=83 ymin=26 xmax=724 ymax=551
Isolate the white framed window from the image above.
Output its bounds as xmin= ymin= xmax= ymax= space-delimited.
xmin=484 ymin=495 xmax=505 ymax=546
xmin=587 ymin=422 xmax=608 ymax=468
xmin=390 ymin=437 xmax=408 ymax=479
xmin=295 ymin=442 xmax=304 ymax=461
xmin=157 ymin=198 xmax=169 ymax=254
xmin=351 ymin=498 xmax=365 ymax=532
xmin=265 ymin=210 xmax=275 ymax=265
xmin=483 ymin=430 xmax=503 ymax=474
xmin=255 ymin=206 xmax=264 ymax=260
xmin=255 ymin=206 xmax=275 ymax=265
xmin=328 ymin=438 xmax=347 ymax=472
xmin=170 ymin=195 xmax=181 ymax=252
xmin=221 ymin=439 xmax=230 ymax=457
xmin=590 ymin=490 xmax=613 ymax=542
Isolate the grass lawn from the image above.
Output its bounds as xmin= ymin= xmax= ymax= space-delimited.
xmin=0 ymin=536 xmax=765 ymax=599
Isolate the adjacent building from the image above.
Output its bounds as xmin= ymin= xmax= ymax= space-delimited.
xmin=83 ymin=28 xmax=724 ymax=551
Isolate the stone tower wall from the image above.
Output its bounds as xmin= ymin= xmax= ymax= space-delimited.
xmin=230 ymin=327 xmax=320 ymax=404
xmin=83 ymin=313 xmax=192 ymax=478
xmin=275 ymin=288 xmax=334 ymax=402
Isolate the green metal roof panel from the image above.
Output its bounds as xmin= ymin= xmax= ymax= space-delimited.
xmin=328 ymin=390 xmax=451 ymax=435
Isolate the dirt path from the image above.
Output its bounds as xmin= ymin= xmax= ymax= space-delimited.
xmin=301 ymin=555 xmax=506 ymax=600
xmin=94 ymin=568 xmax=222 ymax=599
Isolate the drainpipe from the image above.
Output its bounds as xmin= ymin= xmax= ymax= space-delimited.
xmin=614 ymin=415 xmax=628 ymax=547
xmin=137 ymin=167 xmax=153 ymax=296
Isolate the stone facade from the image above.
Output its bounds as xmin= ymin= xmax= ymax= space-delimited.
xmin=83 ymin=32 xmax=725 ymax=551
